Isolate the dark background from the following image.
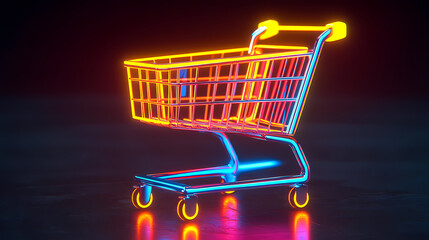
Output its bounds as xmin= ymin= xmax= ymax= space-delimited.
xmin=1 ymin=0 xmax=428 ymax=98
xmin=1 ymin=0 xmax=428 ymax=239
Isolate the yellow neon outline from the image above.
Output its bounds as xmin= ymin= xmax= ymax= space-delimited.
xmin=288 ymin=188 xmax=309 ymax=208
xmin=124 ymin=49 xmax=308 ymax=70
xmin=132 ymin=189 xmax=153 ymax=209
xmin=137 ymin=192 xmax=153 ymax=208
xmin=127 ymin=68 xmax=136 ymax=118
xmin=145 ymin=71 xmax=152 ymax=119
xmin=189 ymin=64 xmax=194 ymax=121
xmin=133 ymin=47 xmax=248 ymax=62
xmin=128 ymin=46 xmax=306 ymax=62
xmin=182 ymin=202 xmax=199 ymax=220
xmin=280 ymin=26 xmax=326 ymax=31
xmin=138 ymin=81 xmax=144 ymax=118
xmin=157 ymin=72 xmax=166 ymax=118
xmin=294 ymin=193 xmax=309 ymax=208
xmin=131 ymin=189 xmax=138 ymax=208
xmin=258 ymin=20 xmax=346 ymax=42
xmin=288 ymin=188 xmax=294 ymax=207
xmin=256 ymin=44 xmax=307 ymax=50
xmin=177 ymin=200 xmax=185 ymax=221
xmin=125 ymin=20 xmax=346 ymax=131
xmin=137 ymin=118 xmax=169 ymax=125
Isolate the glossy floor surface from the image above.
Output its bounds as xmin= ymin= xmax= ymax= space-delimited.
xmin=1 ymin=96 xmax=428 ymax=239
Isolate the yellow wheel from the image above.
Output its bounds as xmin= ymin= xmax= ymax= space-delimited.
xmin=177 ymin=199 xmax=199 ymax=221
xmin=288 ymin=187 xmax=309 ymax=208
xmin=132 ymin=188 xmax=153 ymax=209
xmin=220 ymin=179 xmax=235 ymax=195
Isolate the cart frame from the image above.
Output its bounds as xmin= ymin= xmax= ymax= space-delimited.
xmin=125 ymin=20 xmax=346 ymax=220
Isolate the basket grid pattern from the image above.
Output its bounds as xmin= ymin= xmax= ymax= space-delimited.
xmin=126 ymin=47 xmax=313 ymax=135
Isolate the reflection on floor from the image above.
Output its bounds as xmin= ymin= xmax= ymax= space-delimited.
xmin=182 ymin=224 xmax=199 ymax=240
xmin=2 ymin=97 xmax=427 ymax=239
xmin=136 ymin=212 xmax=154 ymax=240
xmin=135 ymin=195 xmax=309 ymax=240
xmin=294 ymin=212 xmax=309 ymax=240
xmin=221 ymin=196 xmax=239 ymax=238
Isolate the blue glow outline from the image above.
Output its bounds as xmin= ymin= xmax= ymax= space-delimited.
xmin=237 ymin=160 xmax=281 ymax=171
xmin=135 ymin=133 xmax=309 ymax=195
xmin=180 ymin=69 xmax=187 ymax=97
xmin=185 ymin=135 xmax=309 ymax=194
xmin=288 ymin=29 xmax=331 ymax=134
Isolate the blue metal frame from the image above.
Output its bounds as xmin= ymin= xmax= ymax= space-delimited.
xmin=134 ymin=131 xmax=309 ymax=196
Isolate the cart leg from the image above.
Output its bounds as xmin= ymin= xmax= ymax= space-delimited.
xmin=184 ymin=135 xmax=310 ymax=200
xmin=264 ymin=135 xmax=310 ymax=183
xmin=212 ymin=132 xmax=239 ymax=176
xmin=212 ymin=132 xmax=239 ymax=194
xmin=131 ymin=184 xmax=153 ymax=209
xmin=288 ymin=185 xmax=309 ymax=208
xmin=144 ymin=132 xmax=240 ymax=181
xmin=263 ymin=135 xmax=310 ymax=208
xmin=177 ymin=195 xmax=199 ymax=221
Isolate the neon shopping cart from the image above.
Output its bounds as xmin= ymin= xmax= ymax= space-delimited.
xmin=124 ymin=20 xmax=346 ymax=220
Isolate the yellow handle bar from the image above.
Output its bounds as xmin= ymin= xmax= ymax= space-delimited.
xmin=257 ymin=20 xmax=347 ymax=42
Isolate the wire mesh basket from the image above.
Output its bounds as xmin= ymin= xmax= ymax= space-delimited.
xmin=125 ymin=43 xmax=317 ymax=135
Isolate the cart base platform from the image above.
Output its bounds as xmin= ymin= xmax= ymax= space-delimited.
xmin=131 ymin=133 xmax=310 ymax=220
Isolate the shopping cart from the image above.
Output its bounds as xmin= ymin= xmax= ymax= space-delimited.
xmin=124 ymin=20 xmax=346 ymax=220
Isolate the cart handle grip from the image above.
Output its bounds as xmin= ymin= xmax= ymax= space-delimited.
xmin=258 ymin=20 xmax=346 ymax=42
xmin=248 ymin=20 xmax=346 ymax=54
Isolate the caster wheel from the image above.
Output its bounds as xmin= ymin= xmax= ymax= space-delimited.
xmin=131 ymin=188 xmax=153 ymax=209
xmin=220 ymin=179 xmax=235 ymax=195
xmin=288 ymin=187 xmax=309 ymax=208
xmin=177 ymin=198 xmax=199 ymax=221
